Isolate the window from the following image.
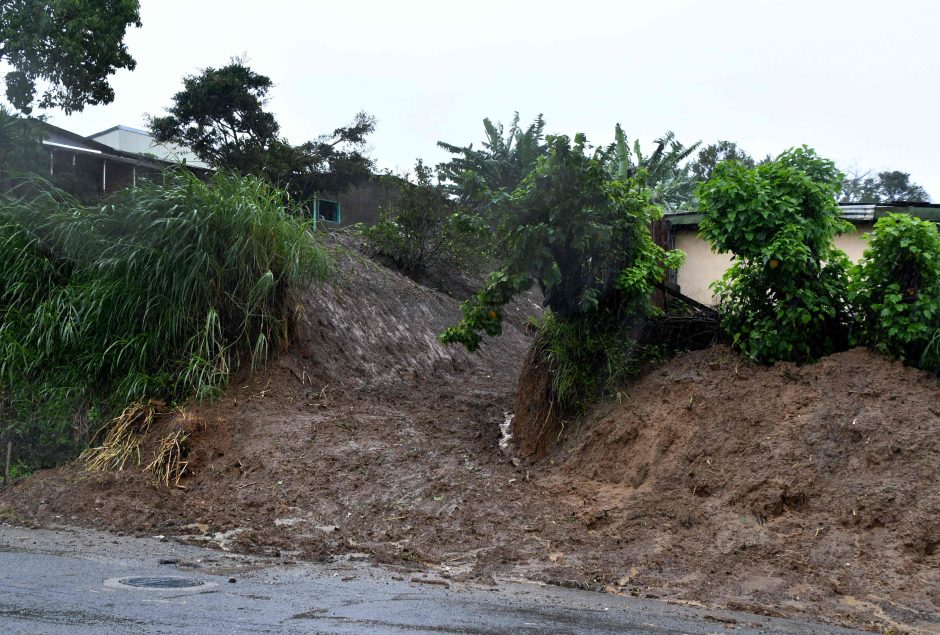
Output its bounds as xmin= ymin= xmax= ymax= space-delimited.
xmin=314 ymin=198 xmax=341 ymax=224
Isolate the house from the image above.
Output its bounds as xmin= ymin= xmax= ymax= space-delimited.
xmin=28 ymin=120 xmax=396 ymax=225
xmin=664 ymin=203 xmax=940 ymax=305
xmin=87 ymin=125 xmax=208 ymax=168
xmin=35 ymin=121 xmax=206 ymax=200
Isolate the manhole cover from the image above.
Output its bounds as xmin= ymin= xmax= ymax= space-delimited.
xmin=118 ymin=576 xmax=206 ymax=589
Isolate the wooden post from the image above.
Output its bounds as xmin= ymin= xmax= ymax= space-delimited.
xmin=3 ymin=441 xmax=10 ymax=487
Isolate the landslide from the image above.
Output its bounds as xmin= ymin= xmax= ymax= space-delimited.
xmin=535 ymin=346 xmax=940 ymax=634
xmin=2 ymin=240 xmax=938 ymax=633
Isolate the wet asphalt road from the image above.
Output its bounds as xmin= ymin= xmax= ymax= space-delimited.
xmin=0 ymin=523 xmax=865 ymax=634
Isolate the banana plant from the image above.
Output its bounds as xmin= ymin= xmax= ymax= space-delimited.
xmin=607 ymin=125 xmax=700 ymax=211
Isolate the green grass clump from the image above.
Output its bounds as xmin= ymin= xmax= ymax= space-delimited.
xmin=534 ymin=308 xmax=657 ymax=416
xmin=0 ymin=170 xmax=328 ymax=466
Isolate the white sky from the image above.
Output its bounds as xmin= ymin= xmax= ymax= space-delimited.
xmin=20 ymin=0 xmax=940 ymax=198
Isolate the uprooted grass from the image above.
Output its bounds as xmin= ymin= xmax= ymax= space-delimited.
xmin=146 ymin=428 xmax=190 ymax=488
xmin=0 ymin=170 xmax=328 ymax=467
xmin=80 ymin=402 xmax=190 ymax=488
xmin=81 ymin=403 xmax=160 ymax=473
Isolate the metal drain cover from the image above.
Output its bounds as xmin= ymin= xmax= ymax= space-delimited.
xmin=118 ymin=576 xmax=206 ymax=589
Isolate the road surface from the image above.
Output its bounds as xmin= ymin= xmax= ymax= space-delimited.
xmin=0 ymin=523 xmax=865 ymax=634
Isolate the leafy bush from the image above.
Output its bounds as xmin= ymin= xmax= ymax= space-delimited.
xmin=363 ymin=160 xmax=487 ymax=279
xmin=849 ymin=212 xmax=940 ymax=370
xmin=698 ymin=147 xmax=852 ymax=363
xmin=0 ymin=170 xmax=327 ymax=466
xmin=442 ymin=133 xmax=682 ymax=412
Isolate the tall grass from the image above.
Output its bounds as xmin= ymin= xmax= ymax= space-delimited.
xmin=0 ymin=170 xmax=328 ymax=466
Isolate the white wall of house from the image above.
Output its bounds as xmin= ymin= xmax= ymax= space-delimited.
xmin=674 ymin=224 xmax=875 ymax=305
xmin=89 ymin=126 xmax=207 ymax=168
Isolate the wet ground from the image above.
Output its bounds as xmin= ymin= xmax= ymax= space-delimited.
xmin=0 ymin=523 xmax=866 ymax=634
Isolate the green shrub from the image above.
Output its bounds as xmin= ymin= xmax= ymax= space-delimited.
xmin=849 ymin=212 xmax=940 ymax=370
xmin=533 ymin=310 xmax=662 ymax=413
xmin=698 ymin=146 xmax=852 ymax=363
xmin=363 ymin=160 xmax=487 ymax=279
xmin=0 ymin=170 xmax=328 ymax=466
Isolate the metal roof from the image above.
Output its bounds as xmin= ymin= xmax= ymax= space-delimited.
xmin=665 ymin=203 xmax=940 ymax=227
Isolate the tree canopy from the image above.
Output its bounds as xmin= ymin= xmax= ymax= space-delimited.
xmin=687 ymin=140 xmax=756 ymax=183
xmin=442 ymin=133 xmax=683 ymax=349
xmin=0 ymin=0 xmax=141 ymax=114
xmin=437 ymin=113 xmax=548 ymax=214
xmin=840 ymin=169 xmax=930 ymax=204
xmin=150 ymin=59 xmax=375 ymax=195
xmin=606 ymin=126 xmax=700 ymax=211
xmin=698 ymin=146 xmax=852 ymax=363
xmin=149 ymin=62 xmax=281 ymax=173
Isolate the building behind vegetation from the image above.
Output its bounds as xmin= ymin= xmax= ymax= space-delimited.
xmin=665 ymin=204 xmax=940 ymax=304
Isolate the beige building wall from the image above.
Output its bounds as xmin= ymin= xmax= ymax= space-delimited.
xmin=674 ymin=230 xmax=733 ymax=305
xmin=833 ymin=222 xmax=874 ymax=262
xmin=675 ymin=224 xmax=873 ymax=305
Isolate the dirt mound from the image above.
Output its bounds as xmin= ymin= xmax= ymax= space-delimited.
xmin=2 ymin=243 xmax=938 ymax=633
xmin=512 ymin=346 xmax=561 ymax=459
xmin=540 ymin=346 xmax=939 ymax=633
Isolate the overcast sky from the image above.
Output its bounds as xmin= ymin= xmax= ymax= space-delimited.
xmin=22 ymin=0 xmax=940 ymax=198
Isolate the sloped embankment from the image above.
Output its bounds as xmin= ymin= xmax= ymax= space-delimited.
xmin=1 ymin=245 xmax=554 ymax=568
xmin=535 ymin=346 xmax=939 ymax=633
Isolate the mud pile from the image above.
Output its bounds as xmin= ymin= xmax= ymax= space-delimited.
xmin=539 ymin=346 xmax=939 ymax=633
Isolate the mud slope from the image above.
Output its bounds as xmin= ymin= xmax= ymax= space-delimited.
xmin=2 ymin=245 xmax=938 ymax=633
xmin=543 ymin=346 xmax=939 ymax=634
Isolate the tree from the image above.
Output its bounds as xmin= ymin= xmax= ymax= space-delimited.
xmin=442 ymin=133 xmax=682 ymax=346
xmin=441 ymin=133 xmax=683 ymax=412
xmin=0 ymin=105 xmax=46 ymax=187
xmin=606 ymin=127 xmax=700 ymax=211
xmin=437 ymin=113 xmax=548 ymax=214
xmin=698 ymin=146 xmax=852 ymax=363
xmin=840 ymin=169 xmax=930 ymax=204
xmin=849 ymin=213 xmax=940 ymax=370
xmin=150 ymin=60 xmax=375 ymax=195
xmin=0 ymin=0 xmax=141 ymax=114
xmin=688 ymin=140 xmax=755 ymax=183
xmin=149 ymin=61 xmax=282 ymax=174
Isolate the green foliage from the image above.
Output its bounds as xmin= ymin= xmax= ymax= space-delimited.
xmin=0 ymin=0 xmax=141 ymax=114
xmin=441 ymin=132 xmax=683 ymax=356
xmin=532 ymin=309 xmax=663 ymax=414
xmin=437 ymin=113 xmax=548 ymax=216
xmin=606 ymin=126 xmax=700 ymax=211
xmin=149 ymin=60 xmax=281 ymax=171
xmin=849 ymin=213 xmax=940 ymax=370
xmin=0 ymin=105 xmax=47 ymax=187
xmin=840 ymin=169 xmax=931 ymax=204
xmin=699 ymin=146 xmax=852 ymax=363
xmin=363 ymin=160 xmax=487 ymax=278
xmin=150 ymin=59 xmax=375 ymax=196
xmin=688 ymin=140 xmax=755 ymax=184
xmin=0 ymin=170 xmax=327 ymax=466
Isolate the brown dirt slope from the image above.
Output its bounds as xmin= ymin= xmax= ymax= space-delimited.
xmin=541 ymin=346 xmax=939 ymax=634
xmin=1 ymin=245 xmax=938 ymax=633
